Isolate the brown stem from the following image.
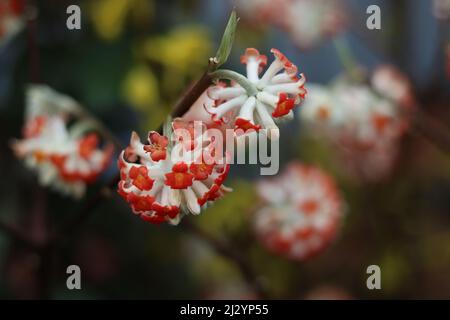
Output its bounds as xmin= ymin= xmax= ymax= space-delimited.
xmin=157 ymin=60 xmax=216 ymax=134
xmin=26 ymin=5 xmax=40 ymax=83
xmin=156 ymin=73 xmax=213 ymax=135
xmin=171 ymin=72 xmax=213 ymax=118
xmin=0 ymin=220 xmax=39 ymax=250
xmin=36 ymin=243 xmax=53 ymax=299
xmin=170 ymin=60 xmax=216 ymax=119
xmin=183 ymin=219 xmax=269 ymax=299
xmin=0 ymin=219 xmax=53 ymax=298
xmin=412 ymin=108 xmax=450 ymax=154
xmin=28 ymin=186 xmax=53 ymax=299
xmin=75 ymin=108 xmax=124 ymax=151
xmin=29 ymin=186 xmax=48 ymax=246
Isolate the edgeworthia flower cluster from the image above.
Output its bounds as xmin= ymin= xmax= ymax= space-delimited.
xmin=12 ymin=86 xmax=113 ymax=198
xmin=205 ymin=48 xmax=306 ymax=139
xmin=254 ymin=162 xmax=344 ymax=261
xmin=236 ymin=0 xmax=347 ymax=49
xmin=118 ymin=121 xmax=231 ymax=225
xmin=300 ymin=65 xmax=415 ymax=181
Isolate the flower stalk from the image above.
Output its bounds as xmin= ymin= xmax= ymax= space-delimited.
xmin=333 ymin=37 xmax=363 ymax=83
xmin=209 ymin=69 xmax=258 ymax=96
xmin=71 ymin=106 xmax=124 ymax=150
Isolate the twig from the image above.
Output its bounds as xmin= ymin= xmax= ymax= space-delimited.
xmin=36 ymin=243 xmax=53 ymax=299
xmin=157 ymin=59 xmax=216 ymax=133
xmin=0 ymin=220 xmax=40 ymax=250
xmin=53 ymin=176 xmax=120 ymax=243
xmin=183 ymin=219 xmax=268 ymax=299
xmin=171 ymin=71 xmax=213 ymax=118
xmin=333 ymin=37 xmax=364 ymax=83
xmin=0 ymin=219 xmax=53 ymax=298
xmin=26 ymin=4 xmax=40 ymax=83
xmin=75 ymin=108 xmax=124 ymax=151
xmin=412 ymin=108 xmax=450 ymax=155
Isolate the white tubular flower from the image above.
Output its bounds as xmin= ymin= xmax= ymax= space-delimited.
xmin=254 ymin=162 xmax=344 ymax=261
xmin=117 ymin=123 xmax=231 ymax=225
xmin=206 ymin=48 xmax=306 ymax=138
xmin=300 ymin=84 xmax=344 ymax=129
xmin=371 ymin=65 xmax=415 ymax=110
xmin=0 ymin=0 xmax=26 ymax=46
xmin=11 ymin=86 xmax=113 ymax=198
xmin=25 ymin=85 xmax=82 ymax=119
xmin=332 ymin=84 xmax=403 ymax=147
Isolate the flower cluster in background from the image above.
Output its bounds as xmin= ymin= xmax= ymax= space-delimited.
xmin=300 ymin=65 xmax=415 ymax=181
xmin=254 ymin=162 xmax=344 ymax=261
xmin=11 ymin=86 xmax=113 ymax=198
xmin=433 ymin=0 xmax=450 ymax=21
xmin=236 ymin=0 xmax=347 ymax=49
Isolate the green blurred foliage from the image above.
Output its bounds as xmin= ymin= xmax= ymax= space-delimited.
xmin=196 ymin=181 xmax=257 ymax=238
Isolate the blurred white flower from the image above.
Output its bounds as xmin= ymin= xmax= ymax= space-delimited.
xmin=11 ymin=86 xmax=113 ymax=198
xmin=300 ymin=67 xmax=415 ymax=182
xmin=235 ymin=0 xmax=347 ymax=49
xmin=300 ymin=84 xmax=343 ymax=130
xmin=25 ymin=85 xmax=81 ymax=118
xmin=303 ymin=83 xmax=403 ymax=145
xmin=337 ymin=138 xmax=399 ymax=183
xmin=433 ymin=0 xmax=450 ymax=20
xmin=332 ymin=83 xmax=403 ymax=146
xmin=371 ymin=65 xmax=415 ymax=110
xmin=282 ymin=0 xmax=347 ymax=49
xmin=235 ymin=0 xmax=286 ymax=25
xmin=254 ymin=162 xmax=344 ymax=261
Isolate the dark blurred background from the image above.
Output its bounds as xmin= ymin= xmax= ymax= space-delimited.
xmin=0 ymin=0 xmax=449 ymax=299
